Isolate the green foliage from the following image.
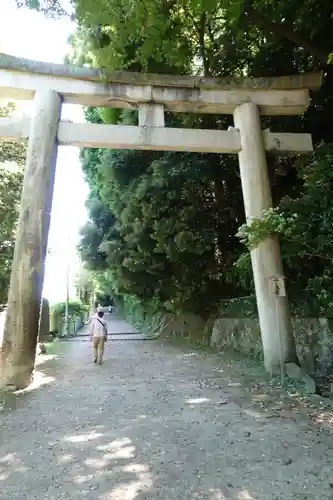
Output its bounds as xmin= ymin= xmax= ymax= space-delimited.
xmin=73 ymin=266 xmax=95 ymax=305
xmin=15 ymin=0 xmax=71 ymax=17
xmin=79 ymin=144 xmax=245 ymax=316
xmin=17 ymin=0 xmax=333 ymax=65
xmin=219 ymin=296 xmax=258 ymax=318
xmin=64 ymin=0 xmax=333 ymax=324
xmin=0 ymin=103 xmax=26 ymax=305
xmin=51 ymin=300 xmax=88 ymax=335
xmin=236 ymin=145 xmax=333 ymax=316
xmin=237 ymin=208 xmax=298 ymax=250
xmin=51 ymin=300 xmax=87 ymax=317
xmin=0 ymin=104 xmax=26 ymax=165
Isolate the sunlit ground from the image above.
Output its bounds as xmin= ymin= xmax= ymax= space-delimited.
xmin=1 ymin=336 xmax=333 ymax=499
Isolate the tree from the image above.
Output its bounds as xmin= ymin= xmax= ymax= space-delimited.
xmin=73 ymin=265 xmax=95 ymax=307
xmin=0 ymin=103 xmax=25 ymax=307
xmin=69 ymin=3 xmax=333 ymax=373
xmin=17 ymin=0 xmax=333 ymax=371
xmin=16 ymin=0 xmax=333 ymax=64
xmin=237 ymin=144 xmax=333 ymax=316
xmin=77 ymin=94 xmax=250 ymax=318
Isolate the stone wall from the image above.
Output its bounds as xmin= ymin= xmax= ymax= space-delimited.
xmin=211 ymin=317 xmax=333 ymax=375
xmin=138 ymin=311 xmax=333 ymax=376
xmin=136 ymin=311 xmax=214 ymax=345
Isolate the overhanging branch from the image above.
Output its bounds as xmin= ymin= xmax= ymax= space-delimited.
xmin=245 ymin=4 xmax=330 ymax=64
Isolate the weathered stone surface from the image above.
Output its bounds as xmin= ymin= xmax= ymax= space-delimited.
xmin=285 ymin=362 xmax=302 ymax=378
xmin=0 ymin=53 xmax=323 ymax=90
xmin=39 ymin=298 xmax=50 ymax=339
xmin=302 ymin=374 xmax=317 ymax=393
xmin=211 ymin=316 xmax=333 ymax=375
xmin=38 ymin=334 xmax=54 ymax=343
xmin=0 ymin=117 xmax=313 ymax=154
xmin=141 ymin=312 xmax=333 ymax=376
xmin=136 ymin=311 xmax=213 ymax=345
xmin=211 ymin=317 xmax=263 ymax=358
xmin=1 ymin=89 xmax=61 ymax=390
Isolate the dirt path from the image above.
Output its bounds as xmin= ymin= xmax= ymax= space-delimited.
xmin=0 ymin=318 xmax=333 ymax=499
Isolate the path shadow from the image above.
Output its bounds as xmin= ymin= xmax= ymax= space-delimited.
xmin=1 ymin=339 xmax=333 ymax=499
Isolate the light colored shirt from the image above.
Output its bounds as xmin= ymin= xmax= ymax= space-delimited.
xmin=90 ymin=316 xmax=108 ymax=338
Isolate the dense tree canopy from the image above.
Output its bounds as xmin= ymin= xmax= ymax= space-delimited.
xmin=17 ymin=0 xmax=333 ymax=64
xmin=16 ymin=0 xmax=333 ymax=319
xmin=61 ymin=0 xmax=333 ymax=320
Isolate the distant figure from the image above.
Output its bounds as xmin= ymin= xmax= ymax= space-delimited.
xmin=90 ymin=310 xmax=108 ymax=364
xmin=108 ymin=305 xmax=112 ymax=313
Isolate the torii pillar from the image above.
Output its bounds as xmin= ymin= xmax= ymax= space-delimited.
xmin=234 ymin=102 xmax=297 ymax=373
xmin=0 ymin=90 xmax=62 ymax=389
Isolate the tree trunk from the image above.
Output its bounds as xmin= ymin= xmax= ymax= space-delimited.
xmin=0 ymin=89 xmax=61 ymax=389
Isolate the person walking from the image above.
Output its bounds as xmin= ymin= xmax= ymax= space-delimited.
xmin=89 ymin=309 xmax=108 ymax=364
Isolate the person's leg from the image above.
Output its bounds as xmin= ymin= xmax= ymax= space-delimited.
xmin=92 ymin=337 xmax=99 ymax=363
xmin=98 ymin=338 xmax=105 ymax=364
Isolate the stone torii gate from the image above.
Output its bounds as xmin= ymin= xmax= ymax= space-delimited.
xmin=0 ymin=54 xmax=322 ymax=388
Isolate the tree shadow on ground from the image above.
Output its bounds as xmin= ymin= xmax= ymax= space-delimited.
xmin=163 ymin=337 xmax=333 ymax=434
xmin=0 ymin=422 xmax=259 ymax=499
xmin=0 ymin=341 xmax=68 ymax=413
xmin=0 ymin=338 xmax=333 ymax=499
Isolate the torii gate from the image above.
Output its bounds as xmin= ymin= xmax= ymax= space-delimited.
xmin=0 ymin=54 xmax=322 ymax=388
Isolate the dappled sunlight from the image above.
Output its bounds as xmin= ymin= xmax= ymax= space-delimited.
xmin=0 ymin=453 xmax=19 ymax=465
xmin=1 ymin=322 xmax=332 ymax=500
xmin=57 ymin=454 xmax=74 ymax=465
xmin=209 ymin=489 xmax=228 ymax=499
xmin=97 ymin=437 xmax=132 ymax=452
xmin=310 ymin=410 xmax=333 ymax=427
xmin=238 ymin=490 xmax=255 ymax=499
xmin=15 ymin=369 xmax=56 ymax=394
xmin=34 ymin=353 xmax=58 ymax=367
xmin=244 ymin=409 xmax=268 ymax=420
xmin=104 ymin=444 xmax=136 ymax=461
xmin=186 ymin=397 xmax=211 ymax=405
xmin=101 ymin=462 xmax=153 ymax=500
xmin=122 ymin=463 xmax=149 ymax=474
xmin=85 ymin=456 xmax=111 ymax=469
xmin=73 ymin=473 xmax=96 ymax=485
xmin=0 ymin=452 xmax=28 ymax=477
xmin=64 ymin=431 xmax=104 ymax=443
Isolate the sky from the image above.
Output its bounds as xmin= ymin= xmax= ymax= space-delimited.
xmin=0 ymin=0 xmax=89 ymax=304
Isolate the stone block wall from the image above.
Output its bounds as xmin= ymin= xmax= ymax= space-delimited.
xmin=136 ymin=311 xmax=214 ymax=345
xmin=211 ymin=317 xmax=333 ymax=375
xmin=138 ymin=311 xmax=333 ymax=375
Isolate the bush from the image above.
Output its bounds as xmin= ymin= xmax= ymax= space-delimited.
xmin=51 ymin=300 xmax=89 ymax=334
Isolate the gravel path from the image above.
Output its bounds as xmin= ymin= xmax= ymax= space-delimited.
xmin=0 ymin=317 xmax=333 ymax=500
